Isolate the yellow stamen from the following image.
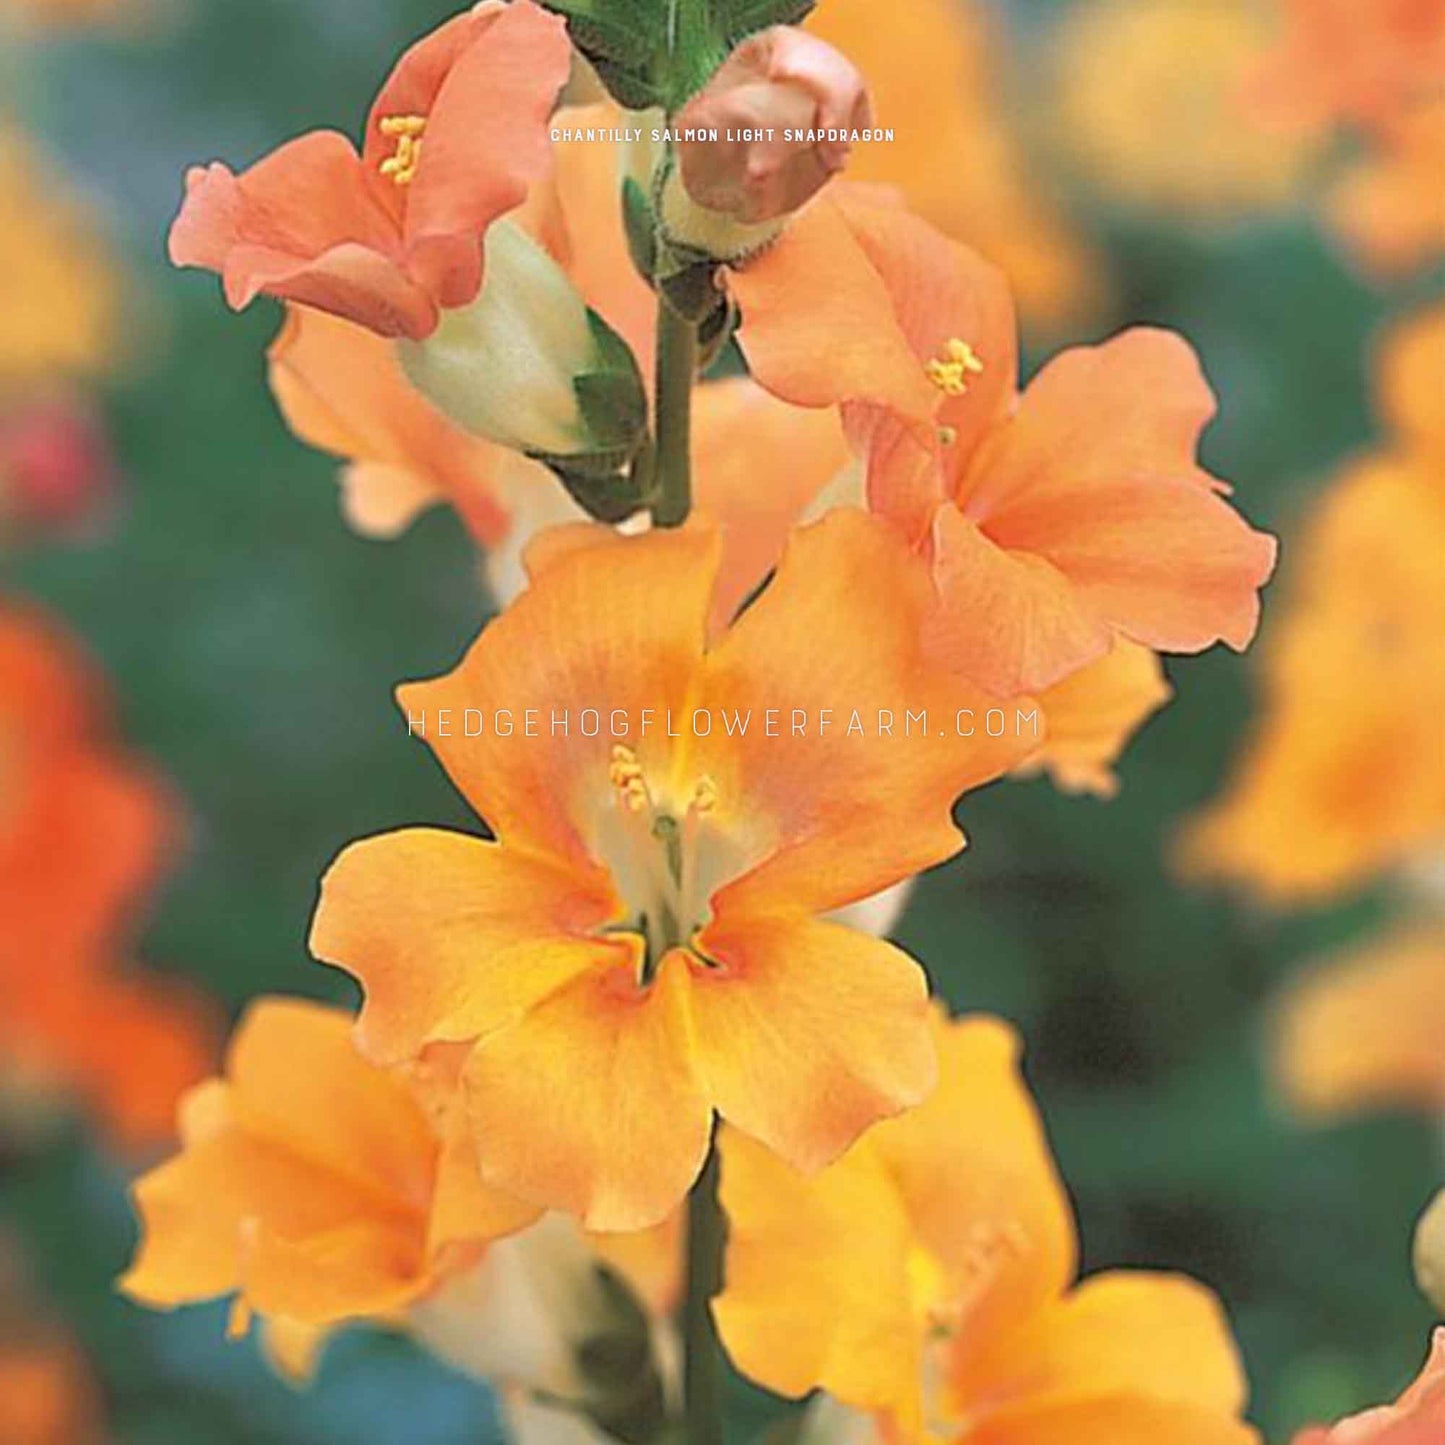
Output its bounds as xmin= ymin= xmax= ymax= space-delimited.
xmin=610 ymin=746 xmax=651 ymax=813
xmin=378 ymin=114 xmax=427 ymax=186
xmin=691 ymin=775 xmax=719 ymax=815
xmin=925 ymin=338 xmax=985 ymax=398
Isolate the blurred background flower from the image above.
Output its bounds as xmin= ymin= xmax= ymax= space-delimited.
xmin=3 ymin=0 xmax=1444 ymax=1441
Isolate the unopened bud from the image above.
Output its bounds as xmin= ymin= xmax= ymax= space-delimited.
xmin=675 ymin=28 xmax=871 ymax=226
xmin=399 ymin=220 xmax=646 ymax=461
xmin=1415 ymin=1188 xmax=1445 ymax=1315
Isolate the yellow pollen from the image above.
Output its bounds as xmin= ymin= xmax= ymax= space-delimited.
xmin=609 ymin=746 xmax=651 ymax=812
xmin=937 ymin=424 xmax=958 ymax=446
xmin=378 ymin=114 xmax=427 ymax=186
xmin=925 ymin=338 xmax=985 ymax=398
xmin=691 ymin=776 xmax=719 ymax=815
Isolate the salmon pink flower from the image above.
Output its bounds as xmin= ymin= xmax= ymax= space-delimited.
xmin=1292 ymin=1331 xmax=1445 ymax=1445
xmin=310 ymin=513 xmax=1038 ymax=1231
xmin=730 ymin=186 xmax=1277 ymax=695
xmin=168 ymin=1 xmax=572 ymax=340
xmin=716 ymin=1011 xmax=1259 ymax=1445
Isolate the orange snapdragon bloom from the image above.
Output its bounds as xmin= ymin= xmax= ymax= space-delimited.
xmin=169 ymin=1 xmax=571 ymax=340
xmin=807 ymin=0 xmax=1098 ymax=326
xmin=1253 ymin=0 xmax=1445 ymax=135
xmin=0 ymin=129 xmax=119 ymax=384
xmin=731 ymin=187 xmax=1277 ymax=696
xmin=1293 ymin=1331 xmax=1445 ymax=1445
xmin=310 ymin=513 xmax=1037 ymax=1231
xmin=716 ymin=1012 xmax=1258 ymax=1445
xmin=1329 ymin=99 xmax=1445 ymax=276
xmin=1181 ymin=310 xmax=1445 ymax=901
xmin=123 ymin=996 xmax=539 ymax=1353
xmin=0 ymin=602 xmax=215 ymax=1147
xmin=1275 ymin=926 xmax=1445 ymax=1119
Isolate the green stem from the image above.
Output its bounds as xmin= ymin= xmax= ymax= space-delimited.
xmin=682 ymin=1139 xmax=726 ymax=1444
xmin=652 ymin=298 xmax=698 ymax=529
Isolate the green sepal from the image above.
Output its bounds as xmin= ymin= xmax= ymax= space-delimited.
xmin=533 ymin=448 xmax=647 ymax=524
xmin=709 ymin=0 xmax=817 ymax=49
xmin=537 ymin=0 xmax=668 ymax=108
xmin=622 ymin=175 xmax=660 ymax=285
xmin=696 ymin=293 xmax=739 ymax=373
xmin=576 ymin=308 xmax=649 ymax=452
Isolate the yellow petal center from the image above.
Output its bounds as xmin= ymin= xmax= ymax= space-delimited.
xmin=603 ymin=746 xmax=724 ymax=978
xmin=925 ymin=338 xmax=984 ymax=398
xmin=378 ymin=114 xmax=427 ymax=187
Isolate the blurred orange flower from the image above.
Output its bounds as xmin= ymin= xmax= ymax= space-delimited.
xmin=1275 ymin=926 xmax=1445 ymax=1119
xmin=0 ymin=1333 xmax=105 ymax=1445
xmin=310 ymin=514 xmax=1036 ymax=1231
xmin=0 ymin=602 xmax=215 ymax=1148
xmin=1253 ymin=0 xmax=1445 ymax=135
xmin=732 ymin=187 xmax=1277 ymax=696
xmin=1054 ymin=0 xmax=1318 ymax=221
xmin=1329 ymin=99 xmax=1445 ymax=276
xmin=169 ymin=1 xmax=571 ymax=339
xmin=808 ymin=0 xmax=1099 ymax=325
xmin=716 ymin=1012 xmax=1258 ymax=1445
xmin=0 ymin=129 xmax=118 ymax=385
xmin=1181 ymin=310 xmax=1445 ymax=901
xmin=123 ymin=997 xmax=538 ymax=1352
xmin=1293 ymin=1331 xmax=1445 ymax=1444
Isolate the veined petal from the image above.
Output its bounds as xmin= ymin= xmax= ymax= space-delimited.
xmin=462 ymin=954 xmax=712 ymax=1231
xmin=964 ymin=1397 xmax=1261 ymax=1445
xmin=877 ymin=1015 xmax=1077 ymax=1354
xmin=923 ymin=505 xmax=1112 ymax=696
xmin=958 ymin=330 xmax=1276 ymax=659
xmin=690 ymin=915 xmax=937 ymax=1174
xmin=692 ymin=378 xmax=852 ymax=635
xmin=396 ymin=528 xmax=718 ymax=869
xmin=1016 ymin=642 xmax=1172 ymax=798
xmin=948 ymin=1272 xmax=1248 ymax=1420
xmin=310 ymin=828 xmax=621 ymax=1065
xmin=169 ymin=136 xmax=437 ymax=339
xmin=715 ymin=1128 xmax=926 ymax=1430
xmin=695 ymin=509 xmax=1036 ymax=917
xmin=396 ymin=1 xmax=573 ymax=308
xmin=730 ymin=192 xmax=943 ymax=422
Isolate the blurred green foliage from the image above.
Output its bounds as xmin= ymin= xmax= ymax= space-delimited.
xmin=3 ymin=0 xmax=1442 ymax=1440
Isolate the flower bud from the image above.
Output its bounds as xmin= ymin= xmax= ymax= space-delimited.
xmin=1415 ymin=1188 xmax=1445 ymax=1315
xmin=674 ymin=27 xmax=872 ymax=226
xmin=398 ymin=220 xmax=646 ymax=460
